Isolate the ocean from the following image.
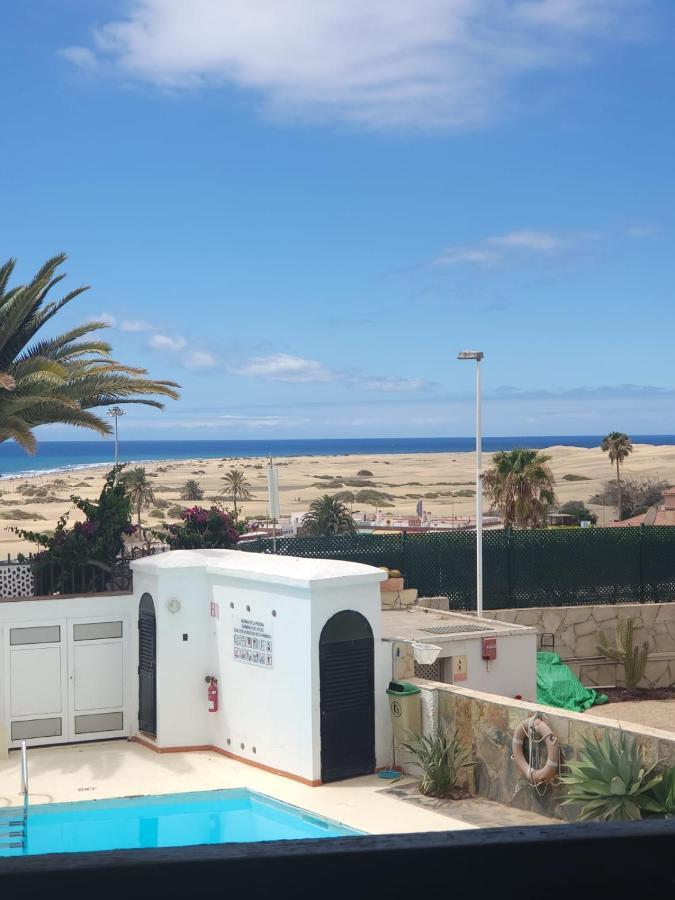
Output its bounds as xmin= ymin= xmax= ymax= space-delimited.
xmin=2 ymin=435 xmax=675 ymax=478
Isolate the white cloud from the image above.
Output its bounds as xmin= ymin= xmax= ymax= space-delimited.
xmin=184 ymin=350 xmax=219 ymax=369
xmin=59 ymin=0 xmax=644 ymax=129
xmin=99 ymin=311 xmax=116 ymax=326
xmin=487 ymin=230 xmax=564 ymax=252
xmin=239 ymin=352 xmax=433 ymax=392
xmin=346 ymin=374 xmax=432 ymax=393
xmin=59 ymin=45 xmax=97 ymax=69
xmin=239 ymin=353 xmax=333 ymax=383
xmin=149 ymin=333 xmax=188 ymax=351
xmin=120 ymin=319 xmax=153 ymax=332
xmin=436 ymin=229 xmax=572 ymax=266
xmin=626 ymin=225 xmax=660 ymax=238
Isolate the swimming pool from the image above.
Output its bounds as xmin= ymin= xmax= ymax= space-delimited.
xmin=0 ymin=789 xmax=361 ymax=857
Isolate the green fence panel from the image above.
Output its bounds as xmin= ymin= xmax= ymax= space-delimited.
xmin=240 ymin=526 xmax=675 ymax=609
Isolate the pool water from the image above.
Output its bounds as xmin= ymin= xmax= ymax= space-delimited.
xmin=0 ymin=789 xmax=361 ymax=857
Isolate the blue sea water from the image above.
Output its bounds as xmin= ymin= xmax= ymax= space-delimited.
xmin=0 ymin=789 xmax=360 ymax=857
xmin=2 ymin=435 xmax=675 ymax=478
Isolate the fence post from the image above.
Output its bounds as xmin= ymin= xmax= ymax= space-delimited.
xmin=639 ymin=524 xmax=645 ymax=603
xmin=506 ymin=527 xmax=513 ymax=607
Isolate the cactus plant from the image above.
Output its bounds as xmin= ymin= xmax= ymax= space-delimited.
xmin=597 ymin=617 xmax=649 ymax=690
xmin=561 ymin=731 xmax=662 ymax=821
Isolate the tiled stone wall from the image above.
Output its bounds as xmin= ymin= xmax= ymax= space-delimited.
xmin=415 ymin=679 xmax=675 ymax=821
xmin=490 ymin=602 xmax=675 ymax=688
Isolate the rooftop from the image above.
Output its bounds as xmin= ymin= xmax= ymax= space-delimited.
xmin=381 ymin=607 xmax=533 ymax=644
xmin=131 ymin=549 xmax=387 ymax=588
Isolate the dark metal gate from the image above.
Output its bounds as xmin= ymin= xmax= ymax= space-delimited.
xmin=138 ymin=593 xmax=157 ymax=737
xmin=319 ymin=610 xmax=375 ymax=783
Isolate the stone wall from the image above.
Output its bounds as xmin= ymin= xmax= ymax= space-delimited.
xmin=489 ymin=602 xmax=675 ymax=688
xmin=413 ymin=679 xmax=675 ymax=821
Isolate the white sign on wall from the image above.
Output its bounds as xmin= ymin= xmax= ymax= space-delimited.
xmin=233 ymin=616 xmax=273 ymax=668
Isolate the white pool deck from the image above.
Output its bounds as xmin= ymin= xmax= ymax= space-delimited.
xmin=0 ymin=739 xmax=475 ymax=836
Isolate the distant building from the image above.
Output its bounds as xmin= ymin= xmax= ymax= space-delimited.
xmin=607 ymin=487 xmax=675 ymax=527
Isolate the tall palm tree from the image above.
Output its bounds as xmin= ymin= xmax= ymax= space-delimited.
xmin=482 ymin=448 xmax=556 ymax=528
xmin=219 ymin=467 xmax=252 ymax=519
xmin=123 ymin=467 xmax=156 ymax=528
xmin=180 ymin=479 xmax=204 ymax=501
xmin=601 ymin=432 xmax=633 ymax=520
xmin=301 ymin=494 xmax=356 ymax=536
xmin=0 ymin=255 xmax=179 ymax=453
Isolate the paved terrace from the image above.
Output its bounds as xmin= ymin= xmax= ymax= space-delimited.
xmin=0 ymin=740 xmax=553 ymax=835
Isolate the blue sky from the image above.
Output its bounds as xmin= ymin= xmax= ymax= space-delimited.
xmin=2 ymin=1 xmax=675 ymax=441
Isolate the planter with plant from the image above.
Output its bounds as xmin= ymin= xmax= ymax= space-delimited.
xmin=399 ymin=724 xmax=476 ymax=799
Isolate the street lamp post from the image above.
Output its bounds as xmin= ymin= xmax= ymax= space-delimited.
xmin=107 ymin=406 xmax=125 ymax=467
xmin=458 ymin=351 xmax=484 ymax=618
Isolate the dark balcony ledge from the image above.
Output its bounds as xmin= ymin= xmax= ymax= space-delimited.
xmin=0 ymin=819 xmax=673 ymax=897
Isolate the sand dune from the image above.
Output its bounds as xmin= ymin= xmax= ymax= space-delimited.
xmin=1 ymin=443 xmax=673 ymax=556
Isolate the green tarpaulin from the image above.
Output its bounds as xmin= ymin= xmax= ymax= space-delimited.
xmin=536 ymin=651 xmax=608 ymax=712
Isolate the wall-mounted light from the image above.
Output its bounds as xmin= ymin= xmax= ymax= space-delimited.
xmin=167 ymin=597 xmax=181 ymax=614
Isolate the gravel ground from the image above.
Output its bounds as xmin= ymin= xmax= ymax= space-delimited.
xmin=590 ymin=699 xmax=675 ymax=733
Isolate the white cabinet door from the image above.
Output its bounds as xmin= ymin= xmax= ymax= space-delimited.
xmin=2 ymin=615 xmax=129 ymax=747
xmin=67 ymin=617 xmax=127 ymax=741
xmin=4 ymin=621 xmax=68 ymax=746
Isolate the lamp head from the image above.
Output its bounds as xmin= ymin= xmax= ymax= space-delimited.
xmin=457 ymin=350 xmax=484 ymax=361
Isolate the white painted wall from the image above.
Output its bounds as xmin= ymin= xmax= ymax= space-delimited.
xmin=435 ymin=633 xmax=537 ymax=701
xmin=131 ymin=550 xmax=389 ymax=783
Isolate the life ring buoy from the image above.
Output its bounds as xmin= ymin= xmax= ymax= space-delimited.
xmin=512 ymin=716 xmax=560 ymax=785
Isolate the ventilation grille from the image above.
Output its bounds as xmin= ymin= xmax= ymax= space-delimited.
xmin=421 ymin=623 xmax=490 ymax=635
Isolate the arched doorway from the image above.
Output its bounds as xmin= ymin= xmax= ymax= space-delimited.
xmin=138 ymin=593 xmax=157 ymax=737
xmin=319 ymin=610 xmax=375 ymax=783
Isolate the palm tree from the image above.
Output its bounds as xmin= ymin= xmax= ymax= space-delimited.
xmin=219 ymin=467 xmax=252 ymax=519
xmin=180 ymin=479 xmax=204 ymax=501
xmin=301 ymin=494 xmax=356 ymax=536
xmin=601 ymin=432 xmax=633 ymax=520
xmin=0 ymin=255 xmax=179 ymax=453
xmin=123 ymin=467 xmax=156 ymax=528
xmin=482 ymin=448 xmax=556 ymax=528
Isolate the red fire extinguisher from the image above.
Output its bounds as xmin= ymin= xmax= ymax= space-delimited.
xmin=205 ymin=676 xmax=218 ymax=713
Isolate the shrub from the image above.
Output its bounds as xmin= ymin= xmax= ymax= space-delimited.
xmin=561 ymin=732 xmax=662 ymax=821
xmin=12 ymin=467 xmax=134 ymax=593
xmin=355 ymin=489 xmax=394 ymax=506
xmin=558 ymin=500 xmax=598 ymax=525
xmin=562 ymin=473 xmax=590 ymax=481
xmin=357 ymin=469 xmax=373 ymax=477
xmin=400 ymin=724 xmax=476 ymax=799
xmin=160 ymin=505 xmax=239 ymax=550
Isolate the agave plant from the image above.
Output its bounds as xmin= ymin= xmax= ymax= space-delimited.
xmin=399 ymin=724 xmax=476 ymax=799
xmin=561 ymin=731 xmax=662 ymax=821
xmin=643 ymin=766 xmax=675 ymax=818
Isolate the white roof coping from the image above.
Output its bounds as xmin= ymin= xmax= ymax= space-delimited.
xmin=131 ymin=549 xmax=387 ymax=589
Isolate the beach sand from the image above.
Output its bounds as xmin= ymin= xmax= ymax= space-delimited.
xmin=2 ymin=443 xmax=675 ymax=556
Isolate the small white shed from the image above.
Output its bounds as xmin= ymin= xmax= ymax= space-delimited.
xmin=131 ymin=550 xmax=390 ymax=785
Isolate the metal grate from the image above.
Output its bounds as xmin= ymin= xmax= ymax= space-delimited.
xmin=414 ymin=659 xmax=443 ymax=681
xmin=420 ymin=624 xmax=489 ymax=635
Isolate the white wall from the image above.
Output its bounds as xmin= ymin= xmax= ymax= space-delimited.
xmin=435 ymin=633 xmax=536 ymax=700
xmin=131 ymin=550 xmax=389 ymax=784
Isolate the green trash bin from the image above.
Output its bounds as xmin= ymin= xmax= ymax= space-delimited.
xmin=386 ymin=680 xmax=422 ymax=743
